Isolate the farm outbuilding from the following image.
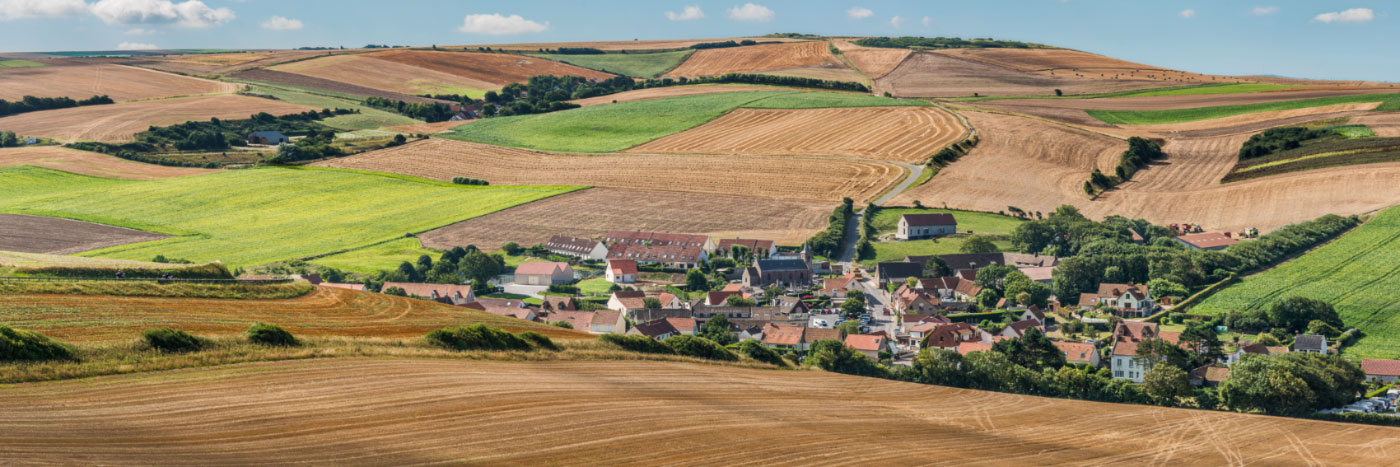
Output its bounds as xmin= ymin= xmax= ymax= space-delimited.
xmin=513 ymin=261 xmax=574 ymax=285
xmin=247 ymin=131 xmax=288 ymax=145
xmin=897 ymin=213 xmax=957 ymax=240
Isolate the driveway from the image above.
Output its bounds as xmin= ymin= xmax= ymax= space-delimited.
xmin=502 ymin=284 xmax=548 ymax=298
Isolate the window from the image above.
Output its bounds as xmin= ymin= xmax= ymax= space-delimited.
xmin=1114 ymin=371 xmax=1123 ymax=377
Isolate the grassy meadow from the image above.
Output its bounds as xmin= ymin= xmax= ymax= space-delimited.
xmin=0 ymin=166 xmax=579 ymax=268
xmin=237 ymin=82 xmax=422 ymax=130
xmin=445 ymin=90 xmax=924 ymax=153
xmin=528 ymin=50 xmax=693 ymax=78
xmin=862 ymin=207 xmax=1025 ymax=267
xmin=1087 ymin=93 xmax=1400 ymax=125
xmin=1192 ymin=206 xmax=1400 ymax=358
xmin=311 ymin=238 xmax=441 ymax=274
xmin=0 ymin=59 xmax=46 ymax=68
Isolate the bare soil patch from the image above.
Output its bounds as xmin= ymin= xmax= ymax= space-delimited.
xmin=267 ymin=54 xmax=499 ymax=96
xmin=628 ymin=106 xmax=964 ymax=164
xmin=665 ymin=42 xmax=840 ymax=78
xmin=1 ymin=358 xmax=1395 ymax=465
xmin=0 ymin=214 xmax=167 ymax=255
xmin=0 ymin=95 xmax=312 ymax=143
xmin=451 ymin=37 xmax=802 ymax=51
xmin=932 ymin=48 xmax=1155 ymax=72
xmin=878 ymin=52 xmax=1202 ymax=98
xmin=420 ymin=187 xmax=833 ymax=250
xmin=229 ymin=68 xmax=446 ymax=104
xmin=832 ymin=38 xmax=912 ymax=79
xmin=317 ymin=138 xmax=902 ymax=203
xmin=366 ymin=50 xmax=612 ymax=86
xmin=0 ymin=63 xmax=237 ymax=101
xmin=0 ymin=146 xmax=215 ymax=179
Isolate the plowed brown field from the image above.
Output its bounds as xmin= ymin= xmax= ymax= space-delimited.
xmin=268 ymin=54 xmax=500 ymax=95
xmin=0 ymin=213 xmax=168 ymax=255
xmin=832 ymin=38 xmax=912 ymax=79
xmin=420 ymin=187 xmax=833 ymax=250
xmin=967 ymin=90 xmax=1399 ymax=131
xmin=0 ymin=63 xmax=237 ymax=101
xmin=665 ymin=41 xmax=841 ymax=78
xmin=366 ymin=50 xmax=612 ymax=86
xmin=933 ymin=48 xmax=1155 ymax=72
xmin=627 ymin=106 xmax=964 ymax=164
xmin=316 ymin=138 xmax=902 ymax=203
xmin=0 ymin=146 xmax=215 ymax=179
xmin=569 ymin=84 xmax=782 ymax=107
xmin=453 ymin=37 xmax=801 ymax=51
xmin=878 ymin=52 xmax=1203 ymax=98
xmin=2 ymin=358 xmax=1396 ymax=465
xmin=0 ymin=95 xmax=312 ymax=143
xmin=0 ymin=287 xmax=579 ymax=344
xmin=1355 ymin=112 xmax=1400 ymax=137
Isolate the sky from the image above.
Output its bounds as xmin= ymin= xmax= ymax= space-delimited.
xmin=0 ymin=0 xmax=1393 ymax=82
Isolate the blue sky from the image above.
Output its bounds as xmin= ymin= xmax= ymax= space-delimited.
xmin=0 ymin=0 xmax=1392 ymax=81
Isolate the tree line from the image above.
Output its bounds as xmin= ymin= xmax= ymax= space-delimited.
xmin=690 ymin=39 xmax=759 ymax=50
xmin=0 ymin=94 xmax=113 ymax=118
xmin=1085 ymin=137 xmax=1167 ymax=194
xmin=0 ymin=131 xmax=29 ymax=147
xmin=363 ymin=97 xmax=457 ymax=123
xmin=806 ymin=197 xmax=855 ymax=259
xmin=854 ymin=36 xmax=1043 ymax=50
xmin=1239 ymin=127 xmax=1331 ymax=160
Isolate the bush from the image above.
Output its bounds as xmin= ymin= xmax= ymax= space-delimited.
xmin=142 ymin=328 xmax=203 ymax=353
xmin=599 ymin=333 xmax=674 ymax=355
xmin=518 ymin=331 xmax=559 ymax=351
xmin=425 ymin=324 xmax=531 ymax=351
xmin=246 ymin=322 xmax=299 ymax=347
xmin=547 ymin=284 xmax=580 ymax=294
xmin=738 ymin=339 xmax=785 ymax=366
xmin=452 ymin=177 xmax=490 ymax=186
xmin=664 ymin=335 xmax=738 ymax=361
xmin=549 ymin=320 xmax=574 ymax=329
xmin=0 ymin=325 xmax=75 ymax=362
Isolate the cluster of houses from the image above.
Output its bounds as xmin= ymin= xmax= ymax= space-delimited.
xmin=545 ymin=230 xmax=829 ymax=289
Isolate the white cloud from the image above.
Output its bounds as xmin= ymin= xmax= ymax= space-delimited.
xmin=1178 ymin=9 xmax=1195 ymax=19
xmin=846 ymin=6 xmax=872 ymax=19
xmin=1250 ymin=6 xmax=1278 ymax=16
xmin=665 ymin=5 xmax=704 ymax=21
xmin=921 ymin=16 xmax=931 ymax=27
xmin=260 ymin=15 xmax=301 ymax=30
xmin=889 ymin=15 xmax=902 ymax=28
xmin=727 ymin=3 xmax=773 ymax=22
xmin=116 ymin=41 xmax=158 ymax=50
xmin=90 ymin=0 xmax=234 ymax=28
xmin=124 ymin=27 xmax=155 ymax=34
xmin=457 ymin=13 xmax=548 ymax=34
xmin=0 ymin=0 xmax=89 ymax=20
xmin=1314 ymin=8 xmax=1373 ymax=23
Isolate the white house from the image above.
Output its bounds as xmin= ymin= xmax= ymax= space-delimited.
xmin=1109 ymin=321 xmax=1180 ymax=383
xmin=1292 ymin=334 xmax=1327 ymax=354
xmin=606 ymin=259 xmax=638 ymax=284
xmin=513 ymin=261 xmax=574 ymax=285
xmin=545 ymin=235 xmax=608 ymax=260
xmin=1054 ymin=341 xmax=1100 ymax=367
xmin=896 ymin=213 xmax=957 ymax=240
xmin=1079 ymin=283 xmax=1156 ymax=318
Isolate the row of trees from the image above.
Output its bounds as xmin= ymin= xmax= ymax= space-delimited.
xmin=1239 ymin=127 xmax=1330 ymax=160
xmin=0 ymin=94 xmax=112 ymax=118
xmin=69 ymin=109 xmax=354 ymax=155
xmin=363 ymin=97 xmax=457 ymax=122
xmin=1085 ymin=137 xmax=1166 ymax=193
xmin=690 ymin=39 xmax=759 ymax=50
xmin=263 ymin=129 xmax=343 ymax=164
xmin=806 ymin=198 xmax=855 ymax=259
xmin=365 ymin=246 xmax=505 ymax=291
xmin=854 ymin=36 xmax=1041 ymax=50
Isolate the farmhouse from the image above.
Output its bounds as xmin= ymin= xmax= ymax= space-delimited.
xmin=540 ymin=296 xmax=577 ymax=312
xmin=1078 ymin=283 xmax=1156 ymax=318
xmin=1175 ymin=232 xmax=1239 ymax=251
xmin=921 ymin=322 xmax=991 ymax=350
xmin=546 ymin=235 xmax=608 ymax=260
xmin=513 ymin=261 xmax=573 ymax=285
xmin=706 ymin=290 xmax=742 ymax=306
xmin=1292 ymin=334 xmax=1328 ymax=354
xmin=844 ymin=334 xmax=888 ymax=360
xmin=1361 ymin=359 xmax=1400 ymax=383
xmin=875 ymin=262 xmax=924 ymax=286
xmin=1054 ymin=341 xmax=1100 ymax=367
xmin=1109 ymin=321 xmax=1181 ymax=383
xmin=607 ymin=290 xmax=682 ymax=314
xmin=717 ymin=238 xmax=777 ymax=258
xmin=604 ymin=230 xmax=714 ymax=251
xmin=760 ymin=323 xmax=840 ymax=351
xmin=897 ymin=213 xmax=957 ymax=240
xmin=820 ymin=276 xmax=858 ymax=299
xmin=247 ymin=131 xmax=288 ymax=145
xmin=998 ymin=319 xmax=1044 ymax=338
xmin=382 ymin=282 xmax=475 ymax=306
xmin=605 ymin=259 xmax=638 ymax=283
xmin=606 ymin=243 xmax=708 ymax=269
xmin=742 ymin=258 xmax=813 ymax=288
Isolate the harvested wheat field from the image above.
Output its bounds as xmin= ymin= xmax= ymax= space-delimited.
xmin=0 ymin=95 xmax=312 ymax=143
xmin=628 ymin=106 xmax=964 ymax=164
xmin=2 ymin=358 xmax=1396 ymax=465
xmin=0 ymin=146 xmax=215 ymax=179
xmin=130 ymin=50 xmax=348 ymax=76
xmin=878 ymin=52 xmax=1191 ymax=98
xmin=366 ymin=49 xmax=612 ymax=86
xmin=454 ymin=37 xmax=800 ymax=51
xmin=268 ymin=53 xmax=499 ymax=95
xmin=1124 ymin=103 xmax=1381 ymax=135
xmin=832 ymin=38 xmax=912 ymax=79
xmin=383 ymin=121 xmax=466 ymax=134
xmin=933 ymin=48 xmax=1156 ymax=72
xmin=0 ymin=214 xmax=167 ymax=255
xmin=569 ymin=84 xmax=782 ymax=107
xmin=229 ymin=68 xmax=445 ymax=103
xmin=0 ymin=287 xmax=582 ymax=345
xmin=316 ymin=138 xmax=901 ymax=203
xmin=665 ymin=41 xmax=841 ymax=78
xmin=759 ymin=64 xmax=866 ymax=83
xmin=1348 ymin=112 xmax=1400 ymax=137
xmin=0 ymin=63 xmax=237 ymax=101
xmin=421 ymin=187 xmax=833 ymax=250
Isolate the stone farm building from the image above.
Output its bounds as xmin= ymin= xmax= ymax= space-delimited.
xmin=513 ymin=261 xmax=574 ymax=285
xmin=545 ymin=235 xmax=608 ymax=260
xmin=742 ymin=258 xmax=814 ymax=288
xmin=897 ymin=213 xmax=957 ymax=240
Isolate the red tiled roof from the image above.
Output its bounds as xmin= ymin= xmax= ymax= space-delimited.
xmin=718 ymin=238 xmax=775 ymax=252
xmin=803 ymin=327 xmax=841 ymax=344
xmin=608 ymin=259 xmax=638 ymax=275
xmin=708 ymin=290 xmax=741 ymax=305
xmin=844 ymin=334 xmax=886 ymax=351
xmin=1054 ymin=341 xmax=1096 ymax=363
xmin=515 ymin=261 xmax=567 ymax=276
xmin=1177 ymin=232 xmax=1239 ymax=249
xmin=1003 ymin=319 xmax=1042 ymax=336
xmin=956 ymin=342 xmax=994 ymax=355
xmin=383 ymin=282 xmax=472 ymax=300
xmin=1362 ymin=359 xmax=1400 ymax=376
xmin=762 ymin=323 xmax=804 ymax=346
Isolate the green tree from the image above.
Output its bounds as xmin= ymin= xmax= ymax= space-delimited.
xmin=1179 ymin=320 xmax=1224 ymax=365
xmin=974 ymin=264 xmax=1018 ymax=294
xmin=841 ymin=296 xmax=867 ymax=317
xmin=1142 ymin=364 xmax=1192 ymax=406
xmin=806 ymin=339 xmax=887 ymax=377
xmin=1134 ymin=337 xmax=1193 ymax=371
xmin=456 ymin=250 xmax=504 ymax=284
xmin=836 ymin=320 xmax=862 ymax=337
xmin=960 ymin=235 xmax=999 ymax=254
xmin=1220 ymin=353 xmax=1364 ymax=415
xmin=992 ymin=327 xmax=1065 ymax=370
xmin=700 ymin=314 xmax=736 ymax=345
xmin=686 ymin=269 xmax=709 ymax=291
xmin=975 ymin=288 xmax=1000 ymax=308
xmin=501 ymin=242 xmax=522 ymax=255
xmin=726 ymin=295 xmax=756 ymax=307
xmin=1146 ymin=278 xmax=1188 ymax=299
xmin=923 ymin=256 xmax=951 ymax=277
xmin=643 ymin=297 xmax=662 ymax=309
xmin=764 ymin=285 xmax=786 ymax=302
xmin=910 ymin=347 xmax=965 ymax=387
xmin=1268 ymin=296 xmax=1341 ymax=332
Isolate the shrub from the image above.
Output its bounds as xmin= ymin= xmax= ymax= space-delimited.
xmin=425 ymin=324 xmax=530 ymax=351
xmin=142 ymin=328 xmax=203 ymax=353
xmin=246 ymin=322 xmax=299 ymax=347
xmin=665 ymin=335 xmax=738 ymax=361
xmin=0 ymin=325 xmax=75 ymax=362
xmin=549 ymin=320 xmax=574 ymax=329
xmin=599 ymin=333 xmax=674 ymax=355
xmin=451 ymin=177 xmax=490 ymax=186
xmin=518 ymin=331 xmax=559 ymax=351
xmin=738 ymin=339 xmax=785 ymax=366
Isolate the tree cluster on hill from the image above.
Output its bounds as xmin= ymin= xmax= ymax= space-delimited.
xmin=0 ymin=131 xmax=28 ymax=147
xmin=541 ymin=47 xmax=605 ymax=55
xmin=67 ymin=109 xmax=352 ymax=166
xmin=1087 ymin=137 xmax=1167 ymax=193
xmin=854 ymin=36 xmax=1044 ymax=49
xmin=1238 ymin=127 xmax=1331 ymax=160
xmin=451 ymin=177 xmax=489 ymax=186
xmin=262 ymin=129 xmax=342 ymax=164
xmin=0 ymin=94 xmax=113 ymax=118
xmin=928 ymin=135 xmax=979 ymax=166
xmin=363 ymin=97 xmax=456 ymax=122
xmin=1220 ymin=352 xmax=1365 ymax=415
xmin=806 ymin=197 xmax=855 ymax=259
xmin=364 ymin=246 xmax=504 ymax=292
xmin=690 ymin=39 xmax=759 ymax=50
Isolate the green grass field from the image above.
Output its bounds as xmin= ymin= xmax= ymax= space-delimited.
xmin=1087 ymin=93 xmax=1400 ymax=125
xmin=310 ymin=238 xmax=441 ymax=274
xmin=577 ymin=277 xmax=615 ymax=296
xmin=1192 ymin=206 xmax=1400 ymax=358
xmin=864 ymin=236 xmax=1016 ymax=266
xmin=445 ymin=90 xmax=922 ymax=153
xmin=0 ymin=166 xmax=579 ymax=268
xmin=0 ymin=59 xmax=46 ymax=68
xmin=528 ymin=50 xmax=693 ymax=78
xmin=862 ymin=207 xmax=1025 ymax=267
xmin=237 ymin=82 xmax=422 ymax=130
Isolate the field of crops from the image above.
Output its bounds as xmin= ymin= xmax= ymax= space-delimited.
xmin=1088 ymin=93 xmax=1400 ymax=125
xmin=0 ymin=166 xmax=579 ymax=268
xmin=445 ymin=91 xmax=922 ymax=153
xmin=0 ymin=59 xmax=45 ymax=68
xmin=310 ymin=237 xmax=440 ymax=274
xmin=1224 ymin=137 xmax=1400 ymax=182
xmin=237 ymin=82 xmax=421 ymax=130
xmin=1193 ymin=206 xmax=1400 ymax=358
xmin=528 ymin=50 xmax=693 ymax=78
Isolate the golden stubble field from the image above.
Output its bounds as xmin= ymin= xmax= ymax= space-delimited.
xmin=0 ymin=95 xmax=312 ymax=143
xmin=0 ymin=358 xmax=1395 ymax=465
